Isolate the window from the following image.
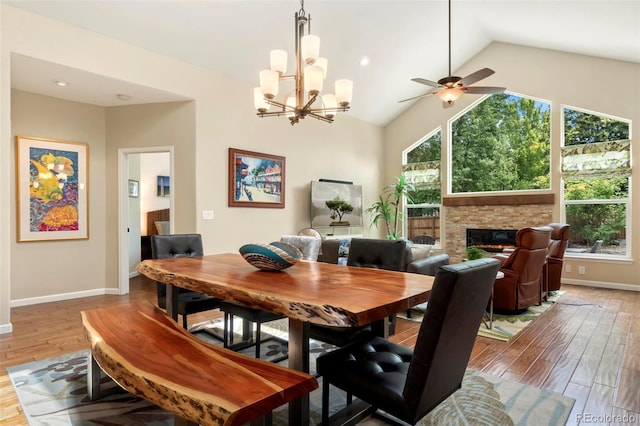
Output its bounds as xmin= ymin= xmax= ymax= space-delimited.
xmin=450 ymin=93 xmax=551 ymax=193
xmin=562 ymin=106 xmax=631 ymax=257
xmin=403 ymin=130 xmax=441 ymax=245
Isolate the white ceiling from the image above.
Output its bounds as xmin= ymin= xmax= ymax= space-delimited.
xmin=6 ymin=0 xmax=640 ymax=126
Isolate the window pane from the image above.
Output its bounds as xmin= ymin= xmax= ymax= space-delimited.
xmin=564 ymin=177 xmax=628 ymax=200
xmin=565 ymin=203 xmax=626 ymax=254
xmin=564 ymin=108 xmax=630 ymax=145
xmin=407 ymin=132 xmax=441 ymax=163
xmin=408 ymin=187 xmax=441 ymax=205
xmin=451 ymin=94 xmax=550 ymax=193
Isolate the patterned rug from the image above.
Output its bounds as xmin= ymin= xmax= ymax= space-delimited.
xmin=7 ymin=348 xmax=575 ymax=426
xmin=400 ymin=291 xmax=565 ymax=342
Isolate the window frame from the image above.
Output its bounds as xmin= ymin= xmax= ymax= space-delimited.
xmin=560 ymin=104 xmax=632 ymax=259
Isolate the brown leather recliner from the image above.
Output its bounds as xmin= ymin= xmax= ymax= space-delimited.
xmin=545 ymin=223 xmax=570 ymax=293
xmin=493 ymin=226 xmax=552 ymax=312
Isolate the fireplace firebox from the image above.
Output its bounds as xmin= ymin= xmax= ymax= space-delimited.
xmin=466 ymin=228 xmax=517 ymax=252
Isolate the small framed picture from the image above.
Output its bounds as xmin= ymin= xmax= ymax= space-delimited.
xmin=128 ymin=179 xmax=139 ymax=198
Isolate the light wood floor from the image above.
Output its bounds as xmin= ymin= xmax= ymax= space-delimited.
xmin=1 ymin=277 xmax=639 ymax=425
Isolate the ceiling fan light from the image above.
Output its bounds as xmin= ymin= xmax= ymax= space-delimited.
xmin=335 ymin=79 xmax=353 ymax=107
xmin=301 ymin=34 xmax=320 ymax=65
xmin=437 ymin=87 xmax=462 ymax=103
xmin=270 ymin=49 xmax=288 ymax=74
xmin=253 ymin=87 xmax=269 ymax=113
xmin=259 ymin=69 xmax=279 ymax=99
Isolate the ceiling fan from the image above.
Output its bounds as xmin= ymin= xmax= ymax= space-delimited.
xmin=400 ymin=0 xmax=505 ymax=108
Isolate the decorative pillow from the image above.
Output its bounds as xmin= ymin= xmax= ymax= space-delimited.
xmin=280 ymin=235 xmax=321 ymax=261
xmin=155 ymin=221 xmax=170 ymax=235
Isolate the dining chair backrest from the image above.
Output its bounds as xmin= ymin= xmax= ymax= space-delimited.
xmin=150 ymin=234 xmax=204 ymax=299
xmin=346 ymin=238 xmax=407 ymax=271
xmin=403 ymin=258 xmax=500 ymax=417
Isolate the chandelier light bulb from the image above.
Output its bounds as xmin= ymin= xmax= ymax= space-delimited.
xmin=259 ymin=69 xmax=279 ymax=99
xmin=253 ymin=87 xmax=269 ymax=113
xmin=335 ymin=79 xmax=353 ymax=107
xmin=301 ymin=34 xmax=320 ymax=65
xmin=304 ymin=65 xmax=324 ymax=95
xmin=285 ymin=96 xmax=296 ymax=119
xmin=270 ymin=50 xmax=288 ymax=74
xmin=437 ymin=87 xmax=463 ymax=104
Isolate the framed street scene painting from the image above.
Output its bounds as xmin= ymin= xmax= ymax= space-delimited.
xmin=228 ymin=148 xmax=285 ymax=208
xmin=15 ymin=135 xmax=89 ymax=242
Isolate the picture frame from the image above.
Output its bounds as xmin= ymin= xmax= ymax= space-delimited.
xmin=128 ymin=179 xmax=139 ymax=198
xmin=15 ymin=135 xmax=89 ymax=242
xmin=157 ymin=175 xmax=170 ymax=197
xmin=228 ymin=148 xmax=285 ymax=208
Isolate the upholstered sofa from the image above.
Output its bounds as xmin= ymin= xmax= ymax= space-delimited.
xmin=319 ymin=238 xmax=433 ymax=271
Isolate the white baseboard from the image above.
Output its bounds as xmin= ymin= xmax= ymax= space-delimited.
xmin=129 ymin=270 xmax=140 ymax=279
xmin=563 ymin=278 xmax=640 ymax=292
xmin=10 ymin=288 xmax=121 ymax=308
xmin=0 ymin=323 xmax=13 ymax=334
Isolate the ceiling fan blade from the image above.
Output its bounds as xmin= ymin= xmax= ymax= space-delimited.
xmin=463 ymin=86 xmax=506 ymax=95
xmin=411 ymin=77 xmax=442 ymax=88
xmin=459 ymin=68 xmax=495 ymax=86
xmin=398 ymin=91 xmax=436 ymax=103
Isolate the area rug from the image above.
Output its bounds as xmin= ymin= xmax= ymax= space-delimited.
xmin=8 ymin=345 xmax=575 ymax=425
xmin=401 ymin=291 xmax=565 ymax=342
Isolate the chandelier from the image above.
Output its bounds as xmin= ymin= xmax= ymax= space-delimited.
xmin=254 ymin=0 xmax=353 ymax=125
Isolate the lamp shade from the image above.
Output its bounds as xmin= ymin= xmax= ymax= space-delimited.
xmin=270 ymin=50 xmax=288 ymax=74
xmin=253 ymin=87 xmax=269 ymax=112
xmin=322 ymin=94 xmax=337 ymax=118
xmin=437 ymin=87 xmax=462 ymax=103
xmin=301 ymin=34 xmax=320 ymax=65
xmin=260 ymin=69 xmax=279 ymax=99
xmin=335 ymin=79 xmax=353 ymax=106
xmin=304 ymin=66 xmax=324 ymax=95
xmin=285 ymin=96 xmax=296 ymax=118
xmin=315 ymin=57 xmax=328 ymax=78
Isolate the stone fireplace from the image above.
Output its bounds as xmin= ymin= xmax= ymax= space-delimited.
xmin=466 ymin=228 xmax=517 ymax=252
xmin=443 ymin=194 xmax=554 ymax=263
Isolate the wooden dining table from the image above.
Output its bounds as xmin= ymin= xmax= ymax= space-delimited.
xmin=137 ymin=253 xmax=435 ymax=425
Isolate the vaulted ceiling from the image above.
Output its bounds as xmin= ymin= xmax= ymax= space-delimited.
xmin=7 ymin=0 xmax=640 ymax=126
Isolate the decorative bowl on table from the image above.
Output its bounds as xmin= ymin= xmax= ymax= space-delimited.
xmin=239 ymin=242 xmax=303 ymax=271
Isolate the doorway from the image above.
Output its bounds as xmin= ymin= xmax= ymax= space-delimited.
xmin=118 ymin=147 xmax=174 ymax=295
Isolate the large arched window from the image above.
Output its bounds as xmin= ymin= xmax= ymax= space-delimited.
xmin=562 ymin=106 xmax=631 ymax=257
xmin=450 ymin=93 xmax=551 ymax=193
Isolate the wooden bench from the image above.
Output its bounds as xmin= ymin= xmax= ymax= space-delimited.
xmin=81 ymin=301 xmax=318 ymax=426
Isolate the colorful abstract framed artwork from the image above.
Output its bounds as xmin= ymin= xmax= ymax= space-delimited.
xmin=15 ymin=135 xmax=89 ymax=242
xmin=228 ymin=148 xmax=285 ymax=208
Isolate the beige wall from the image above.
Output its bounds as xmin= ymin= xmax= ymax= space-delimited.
xmin=0 ymin=5 xmax=383 ymax=330
xmin=10 ymin=90 xmax=108 ymax=300
xmin=384 ymin=42 xmax=640 ymax=288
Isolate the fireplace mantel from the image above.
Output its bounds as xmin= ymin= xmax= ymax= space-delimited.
xmin=443 ymin=193 xmax=554 ymax=207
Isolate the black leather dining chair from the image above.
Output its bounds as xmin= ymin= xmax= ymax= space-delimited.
xmin=317 ymin=258 xmax=500 ymax=425
xmin=405 ymin=253 xmax=450 ymax=319
xmin=150 ymin=234 xmax=222 ymax=330
xmin=309 ymin=238 xmax=407 ymax=347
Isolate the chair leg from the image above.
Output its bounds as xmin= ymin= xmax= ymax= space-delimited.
xmin=322 ymin=376 xmax=330 ymax=424
xmin=255 ymin=322 xmax=262 ymax=359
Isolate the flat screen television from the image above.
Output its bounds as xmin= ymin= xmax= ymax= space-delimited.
xmin=310 ymin=180 xmax=363 ymax=228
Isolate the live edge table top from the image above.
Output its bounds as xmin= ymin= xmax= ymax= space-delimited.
xmin=136 ymin=253 xmax=434 ymax=328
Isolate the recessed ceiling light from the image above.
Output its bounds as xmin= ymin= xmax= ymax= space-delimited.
xmin=53 ymin=80 xmax=68 ymax=87
xmin=359 ymin=56 xmax=370 ymax=67
xmin=116 ymin=94 xmax=131 ymax=101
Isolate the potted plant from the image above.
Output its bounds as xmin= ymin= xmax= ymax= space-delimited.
xmin=465 ymin=246 xmax=487 ymax=260
xmin=365 ymin=175 xmax=415 ymax=240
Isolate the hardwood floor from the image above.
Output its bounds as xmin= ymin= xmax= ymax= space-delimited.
xmin=1 ymin=277 xmax=639 ymax=425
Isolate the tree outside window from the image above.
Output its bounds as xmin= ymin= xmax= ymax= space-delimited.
xmin=450 ymin=93 xmax=551 ymax=193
